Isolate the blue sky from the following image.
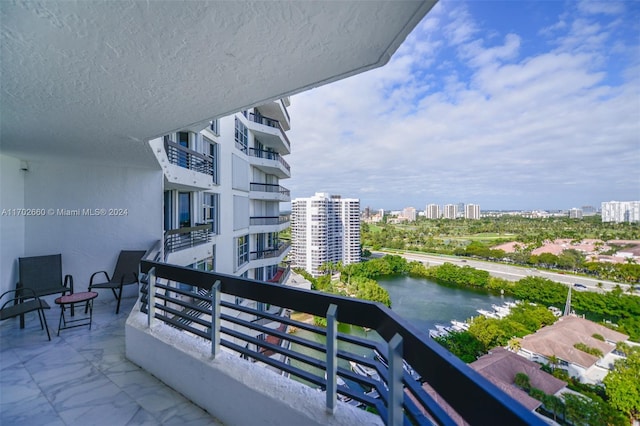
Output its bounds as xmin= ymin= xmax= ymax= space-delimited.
xmin=286 ymin=0 xmax=640 ymax=211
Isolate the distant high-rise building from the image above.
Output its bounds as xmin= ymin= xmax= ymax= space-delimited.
xmin=291 ymin=193 xmax=361 ymax=277
xmin=425 ymin=204 xmax=441 ymax=219
xmin=581 ymin=205 xmax=597 ymax=216
xmin=465 ymin=204 xmax=481 ymax=220
xmin=443 ymin=204 xmax=458 ymax=219
xmin=402 ymin=207 xmax=417 ymax=221
xmin=601 ymin=201 xmax=640 ymax=223
xmin=568 ymin=208 xmax=583 ymax=219
xmin=363 ymin=206 xmax=371 ymax=219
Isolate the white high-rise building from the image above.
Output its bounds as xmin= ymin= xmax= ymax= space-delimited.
xmin=443 ymin=204 xmax=458 ymax=219
xmin=425 ymin=204 xmax=441 ymax=219
xmin=601 ymin=201 xmax=640 ymax=223
xmin=291 ymin=193 xmax=361 ymax=277
xmin=568 ymin=208 xmax=583 ymax=219
xmin=465 ymin=204 xmax=481 ymax=220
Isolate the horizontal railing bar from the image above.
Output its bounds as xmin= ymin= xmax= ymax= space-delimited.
xmin=220 ymin=325 xmax=327 ymax=372
xmin=221 ymin=339 xmax=325 ymax=387
xmin=165 ymin=224 xmax=211 ymax=235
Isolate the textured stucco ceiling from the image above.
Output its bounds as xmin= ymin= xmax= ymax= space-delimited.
xmin=0 ymin=1 xmax=435 ymax=167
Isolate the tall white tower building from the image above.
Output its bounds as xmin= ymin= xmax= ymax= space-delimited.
xmin=443 ymin=204 xmax=458 ymax=220
xmin=291 ymin=193 xmax=361 ymax=277
xmin=425 ymin=204 xmax=441 ymax=219
xmin=601 ymin=201 xmax=640 ymax=223
xmin=465 ymin=204 xmax=481 ymax=220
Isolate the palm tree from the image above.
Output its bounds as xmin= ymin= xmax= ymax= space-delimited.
xmin=547 ymin=355 xmax=560 ymax=372
xmin=507 ymin=337 xmax=521 ymax=353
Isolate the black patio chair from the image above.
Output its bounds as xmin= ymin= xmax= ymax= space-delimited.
xmin=17 ymin=254 xmax=73 ymax=328
xmin=88 ymin=250 xmax=146 ymax=314
xmin=1 ymin=288 xmax=51 ymax=341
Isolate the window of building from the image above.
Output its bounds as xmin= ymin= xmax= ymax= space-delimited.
xmin=203 ymin=137 xmax=218 ymax=184
xmin=236 ymin=235 xmax=249 ymax=269
xmin=202 ymin=193 xmax=219 ymax=234
xmin=210 ymin=119 xmax=219 ymax=136
xmin=234 ymin=117 xmax=248 ymax=153
xmin=178 ymin=192 xmax=191 ymax=228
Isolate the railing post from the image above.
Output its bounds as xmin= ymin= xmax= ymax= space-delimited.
xmin=148 ymin=267 xmax=156 ymax=328
xmin=211 ymin=280 xmax=221 ymax=358
xmin=388 ymin=333 xmax=403 ymax=426
xmin=326 ymin=304 xmax=338 ymax=414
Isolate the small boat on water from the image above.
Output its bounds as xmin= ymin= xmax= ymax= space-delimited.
xmin=429 ymin=324 xmax=451 ymax=339
xmin=450 ymin=320 xmax=469 ymax=331
xmin=373 ymin=349 xmax=421 ymax=382
xmin=349 ymin=360 xmax=382 ymax=383
xmin=477 ymin=308 xmax=499 ymax=319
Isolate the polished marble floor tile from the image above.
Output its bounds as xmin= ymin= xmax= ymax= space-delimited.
xmin=1 ymin=295 xmax=223 ymax=426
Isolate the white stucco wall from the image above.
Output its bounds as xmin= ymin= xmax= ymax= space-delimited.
xmin=21 ymin=159 xmax=163 ymax=292
xmin=0 ymin=154 xmax=26 ymax=294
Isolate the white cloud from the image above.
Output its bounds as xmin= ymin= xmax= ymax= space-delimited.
xmin=286 ymin=0 xmax=640 ymax=210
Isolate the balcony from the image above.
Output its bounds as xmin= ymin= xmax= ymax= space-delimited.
xmin=249 ymin=242 xmax=291 ymax=269
xmin=249 ymin=182 xmax=291 ymax=202
xmin=249 ymin=215 xmax=290 ymax=233
xmin=129 ymin=260 xmax=543 ymax=425
xmin=255 ymin=100 xmax=291 ymax=131
xmin=162 ymin=224 xmax=213 ymax=266
xmin=164 ymin=224 xmax=211 ymax=254
xmin=247 ymin=148 xmax=291 ymax=179
xmin=244 ymin=112 xmax=291 ymax=154
xmin=148 ymin=138 xmax=216 ymax=190
xmin=164 ymin=140 xmax=214 ymax=177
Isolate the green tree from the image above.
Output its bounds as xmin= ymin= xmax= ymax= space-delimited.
xmin=603 ymin=348 xmax=640 ymax=423
xmin=514 ymin=372 xmax=530 ymax=391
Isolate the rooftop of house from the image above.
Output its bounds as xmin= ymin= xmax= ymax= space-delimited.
xmin=519 ymin=316 xmax=629 ymax=369
xmin=470 ymin=347 xmax=567 ymax=411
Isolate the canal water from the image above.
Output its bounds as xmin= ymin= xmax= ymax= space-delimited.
xmin=377 ymin=275 xmax=515 ymax=333
xmin=290 ymin=275 xmax=514 ymax=388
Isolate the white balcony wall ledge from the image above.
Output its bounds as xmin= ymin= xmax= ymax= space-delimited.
xmin=126 ymin=308 xmax=382 ymax=426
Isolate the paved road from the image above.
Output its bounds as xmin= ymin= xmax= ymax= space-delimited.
xmin=373 ymin=250 xmax=634 ymax=294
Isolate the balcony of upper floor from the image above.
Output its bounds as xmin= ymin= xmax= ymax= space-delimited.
xmin=149 ymin=137 xmax=216 ymax=191
xmin=249 ymin=182 xmax=291 ymax=202
xmin=255 ymin=98 xmax=291 ymax=132
xmin=242 ymin=111 xmax=291 ymax=155
xmin=163 ymin=224 xmax=213 ymax=266
xmin=126 ymin=259 xmax=546 ymax=426
xmin=247 ymin=148 xmax=291 ymax=179
xmin=3 ymin=249 xmax=543 ymax=426
xmin=249 ymin=242 xmax=291 ymax=269
xmin=249 ymin=214 xmax=290 ymax=234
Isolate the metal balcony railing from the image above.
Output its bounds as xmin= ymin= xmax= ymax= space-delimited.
xmin=138 ymin=260 xmax=543 ymax=426
xmin=164 ymin=140 xmax=214 ymax=176
xmin=249 ymin=183 xmax=290 ymax=198
xmin=249 ymin=215 xmax=290 ymax=226
xmin=247 ymin=148 xmax=290 ymax=172
xmin=244 ymin=112 xmax=291 ymax=151
xmin=164 ymin=224 xmax=211 ymax=254
xmin=249 ymin=242 xmax=290 ymax=261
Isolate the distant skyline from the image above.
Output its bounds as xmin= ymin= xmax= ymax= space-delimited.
xmin=285 ymin=0 xmax=640 ymax=211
